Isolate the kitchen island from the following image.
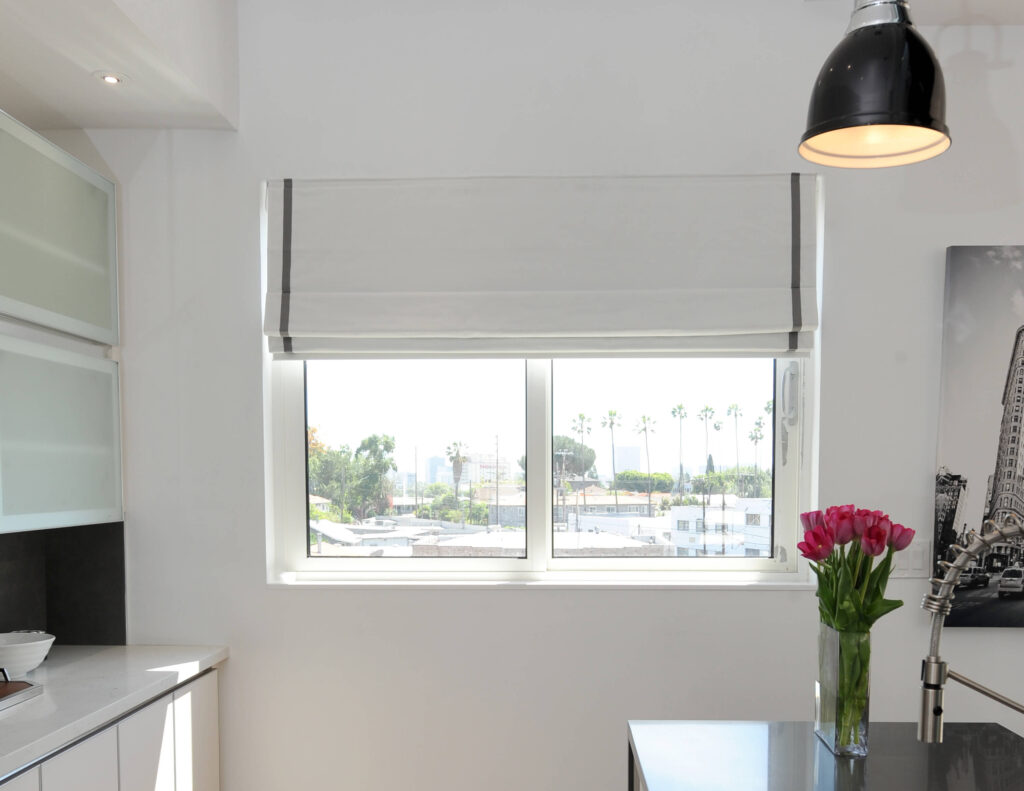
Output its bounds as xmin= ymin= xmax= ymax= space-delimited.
xmin=627 ymin=720 xmax=1024 ymax=791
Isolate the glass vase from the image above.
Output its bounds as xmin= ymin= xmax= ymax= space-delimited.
xmin=815 ymin=623 xmax=870 ymax=758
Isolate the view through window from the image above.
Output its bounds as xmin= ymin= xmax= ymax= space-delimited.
xmin=304 ymin=359 xmax=527 ymax=558
xmin=551 ymin=358 xmax=775 ymax=558
xmin=303 ymin=357 xmax=776 ymax=564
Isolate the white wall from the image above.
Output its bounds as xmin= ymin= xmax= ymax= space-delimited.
xmin=69 ymin=1 xmax=1024 ymax=789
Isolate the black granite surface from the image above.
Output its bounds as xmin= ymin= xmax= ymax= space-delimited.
xmin=628 ymin=721 xmax=1024 ymax=791
xmin=0 ymin=522 xmax=126 ymax=644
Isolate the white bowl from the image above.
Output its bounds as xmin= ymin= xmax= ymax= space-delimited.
xmin=0 ymin=633 xmax=55 ymax=678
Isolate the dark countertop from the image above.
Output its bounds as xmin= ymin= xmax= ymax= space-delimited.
xmin=627 ymin=721 xmax=1024 ymax=791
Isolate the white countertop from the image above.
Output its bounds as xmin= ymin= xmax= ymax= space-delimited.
xmin=0 ymin=644 xmax=228 ymax=782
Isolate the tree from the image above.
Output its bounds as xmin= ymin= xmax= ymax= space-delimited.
xmin=697 ymin=406 xmax=721 ymax=475
xmin=601 ymin=410 xmax=622 ymax=512
xmin=615 ymin=470 xmax=674 ymax=493
xmin=446 ymin=441 xmax=468 ymax=501
xmin=467 ymin=502 xmax=490 ymax=526
xmin=423 ymin=482 xmax=452 ymax=499
xmin=727 ymin=403 xmax=742 ymax=493
xmin=635 ymin=415 xmax=655 ymax=517
xmin=350 ymin=434 xmax=397 ymax=520
xmin=697 ymin=406 xmax=720 ymax=530
xmin=553 ymin=435 xmax=596 ymax=478
xmin=307 ymin=426 xmax=354 ymax=521
xmin=749 ymin=417 xmax=765 ymax=485
xmin=671 ymin=404 xmax=687 ymax=495
xmin=570 ymin=413 xmax=592 ymax=512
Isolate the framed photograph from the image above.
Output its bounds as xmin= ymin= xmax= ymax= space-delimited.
xmin=935 ymin=246 xmax=1024 ymax=626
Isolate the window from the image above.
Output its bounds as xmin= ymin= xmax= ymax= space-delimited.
xmin=551 ymin=358 xmax=774 ymax=560
xmin=260 ymin=173 xmax=820 ymax=582
xmin=265 ymin=357 xmax=810 ymax=581
xmin=305 ymin=359 xmax=526 ymax=559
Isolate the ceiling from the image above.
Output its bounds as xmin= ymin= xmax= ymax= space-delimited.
xmin=0 ymin=1 xmax=1019 ymax=132
xmin=811 ymin=0 xmax=1024 ymax=26
xmin=0 ymin=0 xmax=237 ymax=131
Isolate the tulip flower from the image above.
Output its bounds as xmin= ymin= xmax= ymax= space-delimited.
xmin=798 ymin=524 xmax=835 ymax=562
xmin=801 ymin=510 xmax=826 ymax=532
xmin=852 ymin=508 xmax=885 ymax=538
xmin=806 ymin=503 xmax=908 ymax=634
xmin=825 ymin=505 xmax=856 ymax=545
xmin=860 ymin=523 xmax=889 ymax=557
xmin=889 ymin=523 xmax=915 ymax=551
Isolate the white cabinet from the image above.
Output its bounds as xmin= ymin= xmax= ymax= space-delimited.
xmin=0 ymin=334 xmax=122 ymax=533
xmin=1 ymin=768 xmax=39 ymax=791
xmin=117 ymin=672 xmax=220 ymax=791
xmin=173 ymin=672 xmax=220 ymax=791
xmin=2 ymin=671 xmax=219 ymax=791
xmin=40 ymin=727 xmax=117 ymax=791
xmin=118 ymin=695 xmax=175 ymax=791
xmin=0 ymin=109 xmax=117 ymax=345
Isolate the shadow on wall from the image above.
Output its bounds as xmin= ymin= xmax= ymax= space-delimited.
xmin=907 ymin=22 xmax=1021 ymax=214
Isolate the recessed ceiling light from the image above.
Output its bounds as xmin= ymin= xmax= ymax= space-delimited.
xmin=93 ymin=71 xmax=128 ymax=86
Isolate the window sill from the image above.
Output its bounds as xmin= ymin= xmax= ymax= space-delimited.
xmin=269 ymin=571 xmax=816 ymax=591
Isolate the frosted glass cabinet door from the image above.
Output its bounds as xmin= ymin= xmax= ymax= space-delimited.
xmin=0 ymin=335 xmax=122 ymax=533
xmin=0 ymin=109 xmax=117 ymax=345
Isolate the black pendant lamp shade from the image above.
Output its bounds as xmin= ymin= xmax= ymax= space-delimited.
xmin=799 ymin=0 xmax=950 ymax=168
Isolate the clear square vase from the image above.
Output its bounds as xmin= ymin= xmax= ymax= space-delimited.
xmin=814 ymin=623 xmax=870 ymax=758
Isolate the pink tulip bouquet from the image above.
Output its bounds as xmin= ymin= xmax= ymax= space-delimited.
xmin=800 ymin=505 xmax=915 ymax=756
xmin=799 ymin=505 xmax=915 ymax=632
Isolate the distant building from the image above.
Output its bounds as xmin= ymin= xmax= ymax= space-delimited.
xmin=427 ymin=456 xmax=453 ymax=486
xmin=470 ymin=453 xmax=511 ymax=483
xmin=394 ymin=471 xmax=417 ymax=497
xmin=934 ymin=467 xmax=967 ymax=568
xmin=308 ymin=494 xmax=331 ymax=515
xmin=668 ymin=497 xmax=772 ymax=558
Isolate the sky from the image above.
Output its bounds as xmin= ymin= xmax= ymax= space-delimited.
xmin=306 ymin=358 xmax=775 ymax=482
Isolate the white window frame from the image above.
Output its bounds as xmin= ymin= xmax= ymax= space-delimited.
xmin=264 ymin=356 xmax=817 ymax=585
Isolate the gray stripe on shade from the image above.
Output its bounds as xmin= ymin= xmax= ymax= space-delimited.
xmin=789 ymin=173 xmax=802 ymax=352
xmin=281 ymin=179 xmax=293 ymax=354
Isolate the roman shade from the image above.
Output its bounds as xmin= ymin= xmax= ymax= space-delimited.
xmin=263 ymin=174 xmax=820 ymax=359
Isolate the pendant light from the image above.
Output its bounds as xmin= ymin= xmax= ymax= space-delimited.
xmin=799 ymin=0 xmax=950 ymax=168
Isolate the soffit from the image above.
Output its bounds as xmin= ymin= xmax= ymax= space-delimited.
xmin=0 ymin=0 xmax=237 ymax=131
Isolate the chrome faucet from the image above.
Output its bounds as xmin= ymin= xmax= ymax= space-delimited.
xmin=919 ymin=516 xmax=1024 ymax=742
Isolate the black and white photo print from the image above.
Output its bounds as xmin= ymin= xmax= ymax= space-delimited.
xmin=935 ymin=246 xmax=1024 ymax=627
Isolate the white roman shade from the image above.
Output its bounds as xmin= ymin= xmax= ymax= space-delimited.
xmin=263 ymin=174 xmax=820 ymax=359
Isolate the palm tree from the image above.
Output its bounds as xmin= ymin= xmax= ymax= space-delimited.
xmin=698 ymin=406 xmax=716 ymax=476
xmin=446 ymin=441 xmax=468 ymax=502
xmin=697 ymin=406 xmax=719 ymax=536
xmin=601 ymin=410 xmax=621 ymax=512
xmin=570 ymin=413 xmax=592 ymax=519
xmin=749 ymin=417 xmax=765 ymax=497
xmin=671 ymin=404 xmax=687 ymax=496
xmin=635 ymin=416 xmax=655 ymax=517
xmin=727 ymin=403 xmax=742 ymax=495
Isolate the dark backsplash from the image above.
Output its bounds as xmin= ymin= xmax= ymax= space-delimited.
xmin=0 ymin=522 xmax=126 ymax=644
